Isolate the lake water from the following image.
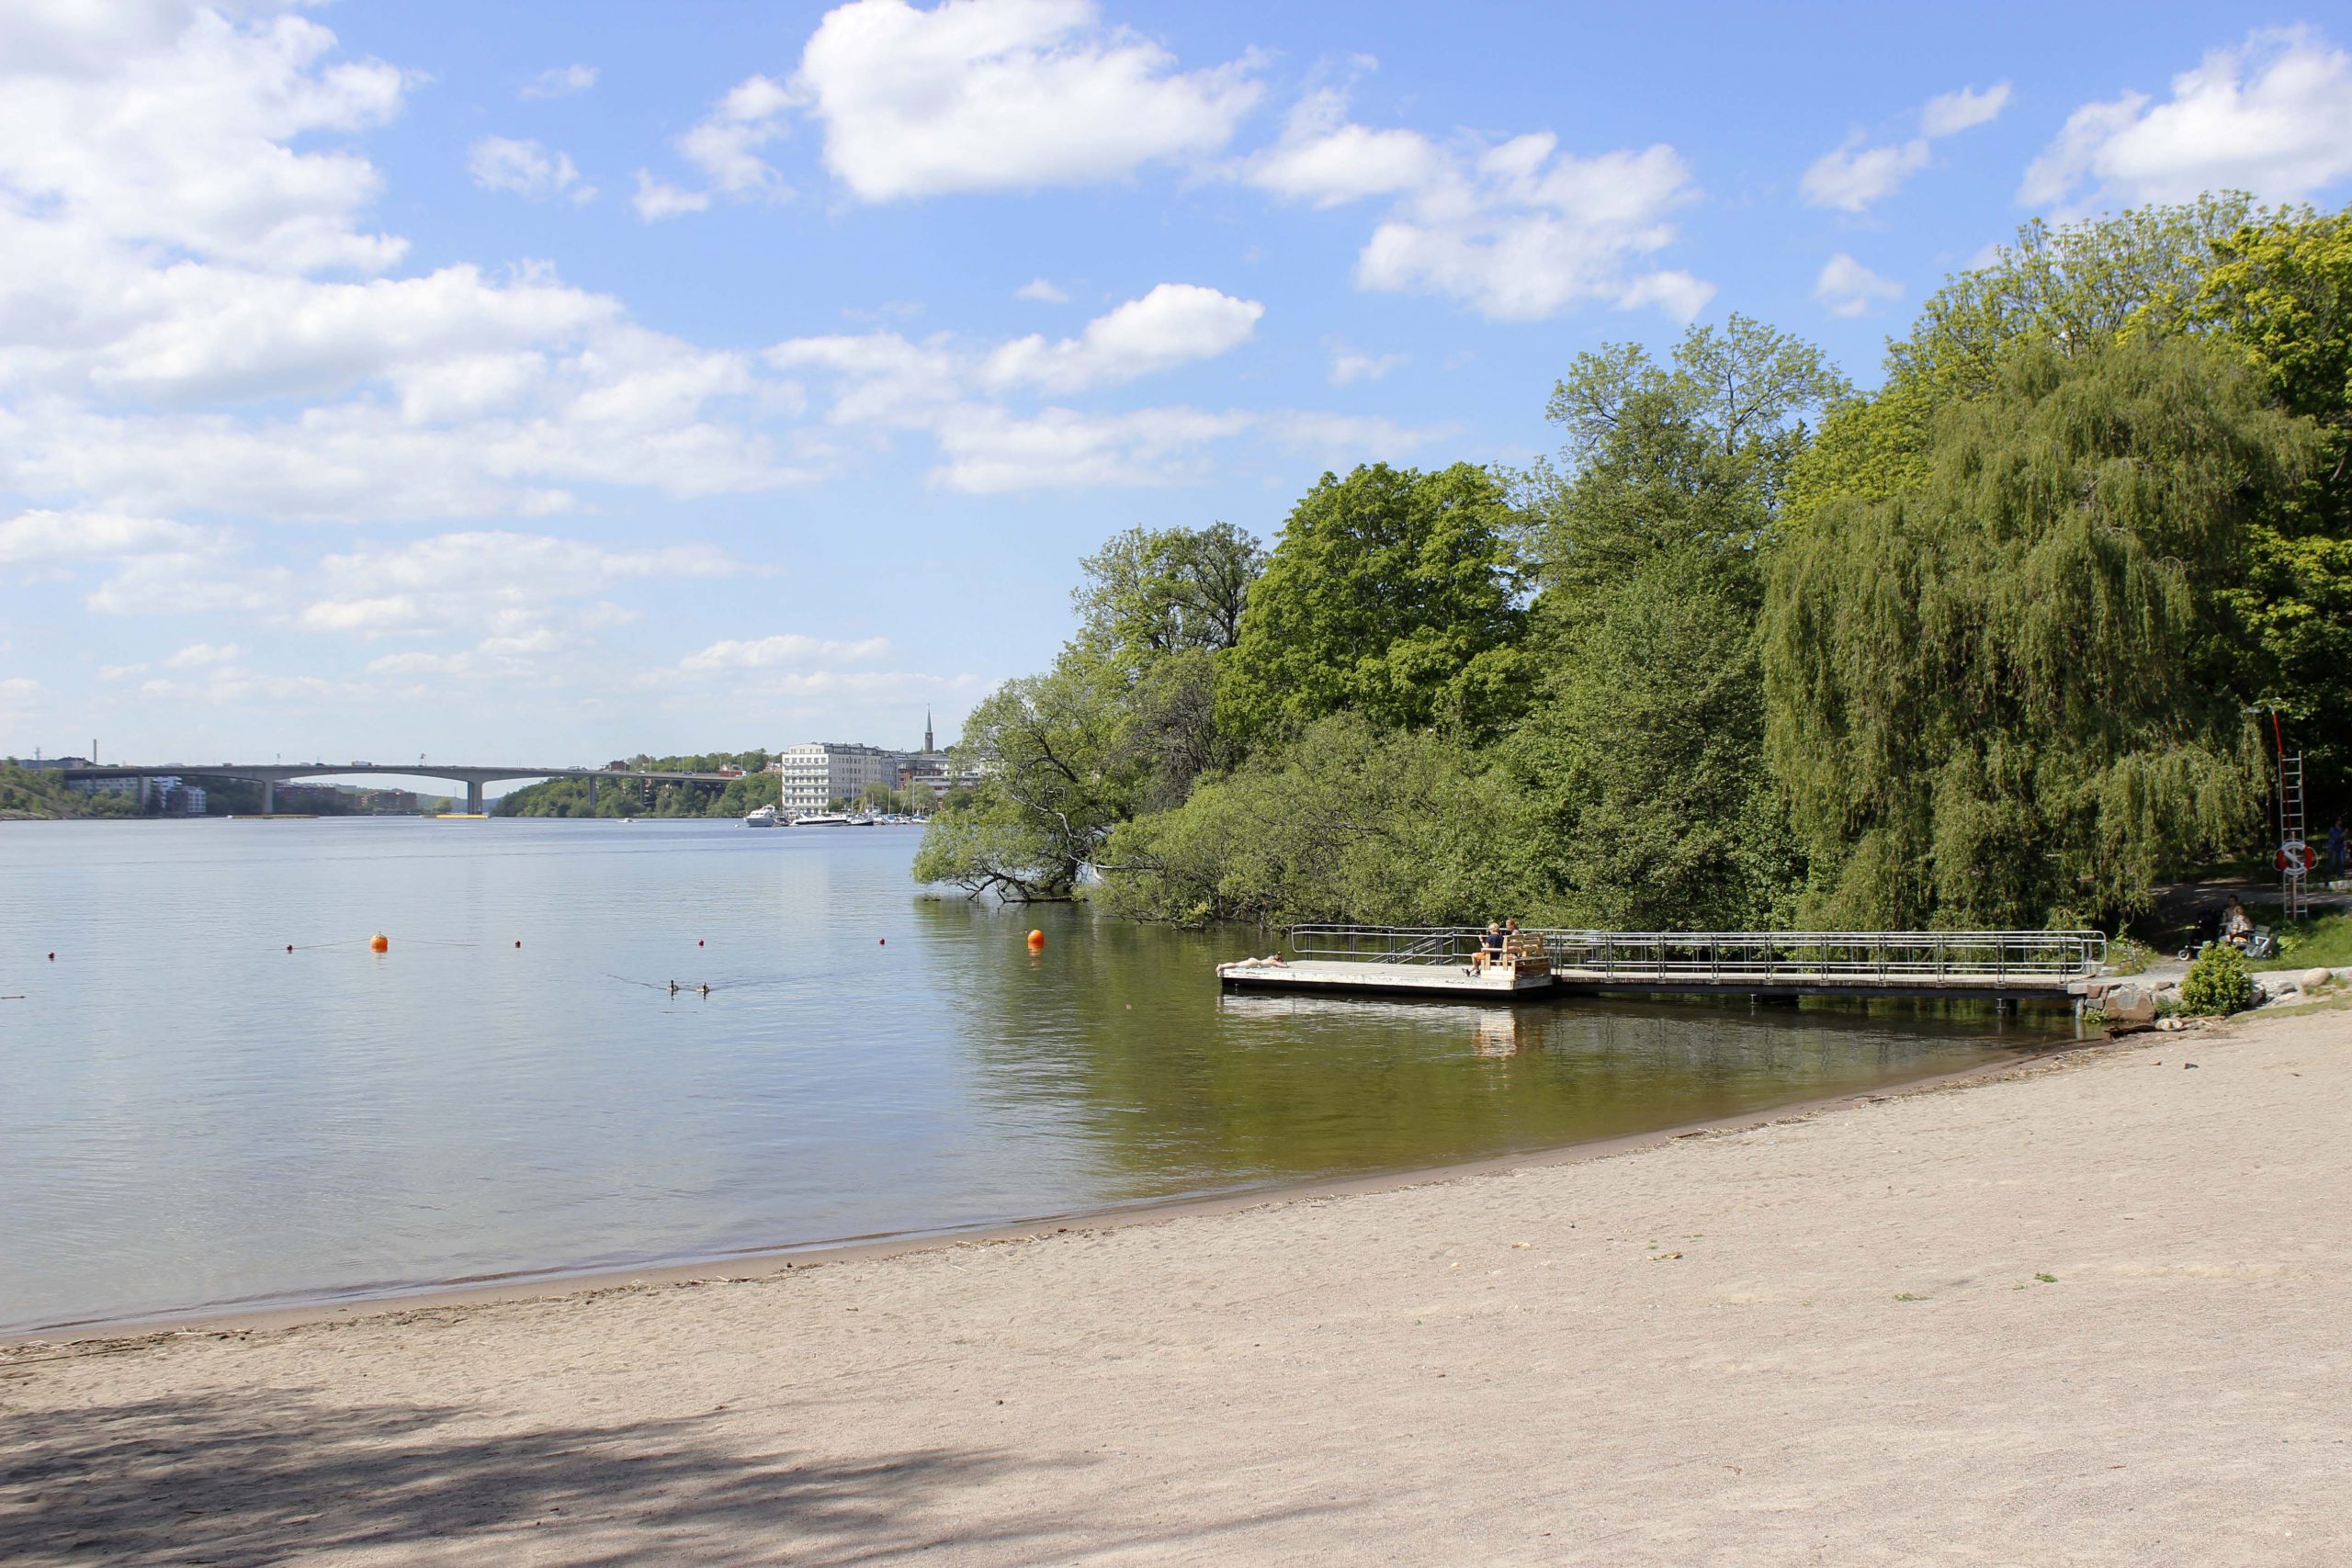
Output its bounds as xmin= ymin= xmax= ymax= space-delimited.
xmin=0 ymin=820 xmax=2064 ymax=1335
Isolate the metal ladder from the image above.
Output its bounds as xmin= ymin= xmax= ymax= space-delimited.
xmin=2280 ymin=750 xmax=2308 ymax=921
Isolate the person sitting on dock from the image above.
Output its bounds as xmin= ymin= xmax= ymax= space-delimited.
xmin=1469 ymin=921 xmax=1506 ymax=976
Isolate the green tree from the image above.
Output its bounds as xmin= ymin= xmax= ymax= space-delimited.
xmin=2195 ymin=208 xmax=2352 ymax=795
xmin=1500 ymin=314 xmax=1837 ymax=927
xmin=1073 ymin=521 xmax=1264 ymax=666
xmin=1098 ymin=714 xmax=1515 ymax=925
xmin=1218 ymin=463 xmax=1532 ymax=744
xmin=1765 ymin=337 xmax=2307 ymax=929
xmin=912 ymin=649 xmax=1141 ymax=900
xmin=1787 ymin=197 xmax=2263 ymax=525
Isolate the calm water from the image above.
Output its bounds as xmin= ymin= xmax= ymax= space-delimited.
xmin=0 ymin=820 xmax=2063 ymax=1334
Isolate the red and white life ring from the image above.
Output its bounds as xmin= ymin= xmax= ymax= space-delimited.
xmin=2278 ymin=840 xmax=2319 ymax=874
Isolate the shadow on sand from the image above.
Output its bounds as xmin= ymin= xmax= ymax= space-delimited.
xmin=0 ymin=1385 xmax=1054 ymax=1565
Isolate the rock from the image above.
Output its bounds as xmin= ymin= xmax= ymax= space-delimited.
xmin=2303 ymin=967 xmax=2335 ymax=990
xmin=2103 ymin=984 xmax=2155 ymax=1024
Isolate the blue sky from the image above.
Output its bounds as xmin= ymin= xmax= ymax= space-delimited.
xmin=5 ymin=0 xmax=2351 ymax=776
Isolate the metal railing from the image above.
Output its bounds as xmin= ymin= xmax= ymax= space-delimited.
xmin=1284 ymin=925 xmax=2107 ymax=986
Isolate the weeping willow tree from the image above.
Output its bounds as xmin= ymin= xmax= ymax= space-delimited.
xmin=1765 ymin=336 xmax=2311 ymax=929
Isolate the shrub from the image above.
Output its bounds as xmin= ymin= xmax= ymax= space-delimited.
xmin=2179 ymin=943 xmax=2256 ymax=1016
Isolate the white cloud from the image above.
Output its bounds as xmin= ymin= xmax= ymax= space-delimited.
xmin=1354 ymin=137 xmax=1710 ymax=322
xmin=631 ymin=74 xmax=794 ymax=218
xmin=0 ymin=7 xmax=408 ymax=273
xmin=1814 ymin=253 xmax=1904 ymax=317
xmin=680 ymin=634 xmax=894 ymax=671
xmin=1327 ymin=342 xmax=1406 ymax=386
xmin=1801 ymin=134 xmax=1931 ymax=212
xmin=1015 ymin=277 xmax=1069 ymax=303
xmin=2021 ymin=28 xmax=2352 ymax=209
xmin=1249 ymin=89 xmax=1709 ymax=323
xmin=522 ymin=63 xmax=597 ymax=100
xmin=163 ymin=641 xmax=240 ymax=668
xmin=985 ymin=283 xmax=1262 ymax=392
xmin=1247 ymin=88 xmax=1443 ymax=207
xmin=927 ymin=404 xmax=1252 ymax=492
xmin=678 ymin=74 xmax=794 ymax=197
xmin=794 ymin=0 xmax=1261 ymax=200
xmin=1802 ymin=81 xmax=2011 ymax=213
xmin=631 ymin=172 xmax=711 ymax=221
xmin=0 ymin=7 xmax=811 ymax=537
xmin=468 ymin=136 xmax=594 ymax=204
xmin=0 ymin=509 xmax=211 ymax=565
xmin=1921 ymin=82 xmax=2011 ymax=137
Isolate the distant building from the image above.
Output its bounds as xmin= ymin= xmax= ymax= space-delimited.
xmin=775 ymin=742 xmax=911 ymax=812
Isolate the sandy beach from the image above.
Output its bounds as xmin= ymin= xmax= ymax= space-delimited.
xmin=4 ymin=1005 xmax=2346 ymax=1566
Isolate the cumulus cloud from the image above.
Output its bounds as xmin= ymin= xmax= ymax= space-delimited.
xmin=1814 ymin=253 xmax=1904 ymax=317
xmin=1247 ymin=87 xmax=1444 ymax=207
xmin=1800 ymin=135 xmax=1932 ymax=213
xmin=163 ymin=641 xmax=240 ymax=668
xmin=468 ymin=136 xmax=594 ymax=203
xmin=985 ymin=284 xmax=1262 ymax=392
xmin=1921 ymin=82 xmax=2011 ymax=137
xmin=0 ymin=509 xmax=213 ymax=565
xmin=630 ymin=74 xmax=794 ymax=218
xmin=679 ymin=634 xmax=894 ymax=671
xmin=1015 ymin=277 xmax=1070 ymax=303
xmin=1327 ymin=342 xmax=1406 ymax=386
xmin=1247 ymin=90 xmax=1709 ymax=322
xmin=521 ymin=62 xmax=596 ymax=100
xmin=2020 ymin=28 xmax=2352 ymax=209
xmin=0 ymin=6 xmax=811 ymax=538
xmin=1801 ymin=80 xmax=2010 ymax=213
xmin=631 ymin=172 xmax=711 ymax=221
xmin=794 ymin=0 xmax=1261 ymax=200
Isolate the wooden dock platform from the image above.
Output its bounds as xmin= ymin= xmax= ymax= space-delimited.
xmin=1222 ymin=926 xmax=2110 ymax=1007
xmin=1216 ymin=960 xmax=1555 ymax=998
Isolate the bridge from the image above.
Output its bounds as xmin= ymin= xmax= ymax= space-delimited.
xmin=53 ymin=761 xmax=750 ymax=815
xmin=1221 ymin=926 xmax=2110 ymax=1008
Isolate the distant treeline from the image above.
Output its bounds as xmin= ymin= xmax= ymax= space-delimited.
xmin=495 ymin=753 xmax=781 ymax=818
xmin=914 ymin=196 xmax=2352 ymax=932
xmin=0 ymin=763 xmax=137 ymax=820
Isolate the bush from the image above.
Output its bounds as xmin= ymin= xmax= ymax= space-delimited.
xmin=2179 ymin=943 xmax=2256 ymax=1016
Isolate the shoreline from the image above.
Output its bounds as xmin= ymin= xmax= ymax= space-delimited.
xmin=5 ymin=1036 xmax=2084 ymax=1350
xmin=6 ymin=1003 xmax=2343 ymax=1565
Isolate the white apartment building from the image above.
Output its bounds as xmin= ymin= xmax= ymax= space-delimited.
xmin=774 ymin=742 xmax=910 ymax=812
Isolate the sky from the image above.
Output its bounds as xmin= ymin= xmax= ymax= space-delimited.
xmin=6 ymin=0 xmax=2352 ymax=779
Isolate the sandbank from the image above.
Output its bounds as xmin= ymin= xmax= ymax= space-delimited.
xmin=3 ymin=1005 xmax=2346 ymax=1564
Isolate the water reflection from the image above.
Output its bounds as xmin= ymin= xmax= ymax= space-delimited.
xmin=0 ymin=822 xmax=2063 ymax=1334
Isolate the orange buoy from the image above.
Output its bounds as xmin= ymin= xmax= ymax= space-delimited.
xmin=1026 ymin=930 xmax=1046 ymax=951
xmin=369 ymin=933 xmax=390 ymax=953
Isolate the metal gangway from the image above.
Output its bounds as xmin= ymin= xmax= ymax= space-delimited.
xmin=1283 ymin=925 xmax=2107 ymax=1001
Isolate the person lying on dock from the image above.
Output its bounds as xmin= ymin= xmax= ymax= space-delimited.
xmin=1223 ymin=953 xmax=1289 ymax=969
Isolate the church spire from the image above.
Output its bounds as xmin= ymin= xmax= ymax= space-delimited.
xmin=924 ymin=708 xmax=934 ymax=753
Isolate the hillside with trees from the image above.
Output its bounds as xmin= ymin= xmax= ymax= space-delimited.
xmin=915 ymin=197 xmax=2352 ymax=932
xmin=494 ymin=753 xmax=783 ymax=818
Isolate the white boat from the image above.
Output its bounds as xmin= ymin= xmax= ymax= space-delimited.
xmin=791 ymin=811 xmax=854 ymax=827
xmin=743 ymin=805 xmax=780 ymax=828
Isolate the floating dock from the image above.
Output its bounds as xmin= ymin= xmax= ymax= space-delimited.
xmin=1216 ymin=959 xmax=1555 ymax=998
xmin=1218 ymin=927 xmax=2109 ymax=1006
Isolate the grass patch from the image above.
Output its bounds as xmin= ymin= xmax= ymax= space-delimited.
xmin=1893 ymin=1292 xmax=1928 ymax=1302
xmin=2245 ymin=908 xmax=2352 ymax=971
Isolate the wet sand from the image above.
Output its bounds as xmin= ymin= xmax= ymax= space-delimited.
xmin=4 ymin=1005 xmax=2346 ymax=1564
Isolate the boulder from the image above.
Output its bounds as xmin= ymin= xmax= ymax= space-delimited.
xmin=2103 ymin=984 xmax=2156 ymax=1024
xmin=2305 ymin=967 xmax=2336 ymax=990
